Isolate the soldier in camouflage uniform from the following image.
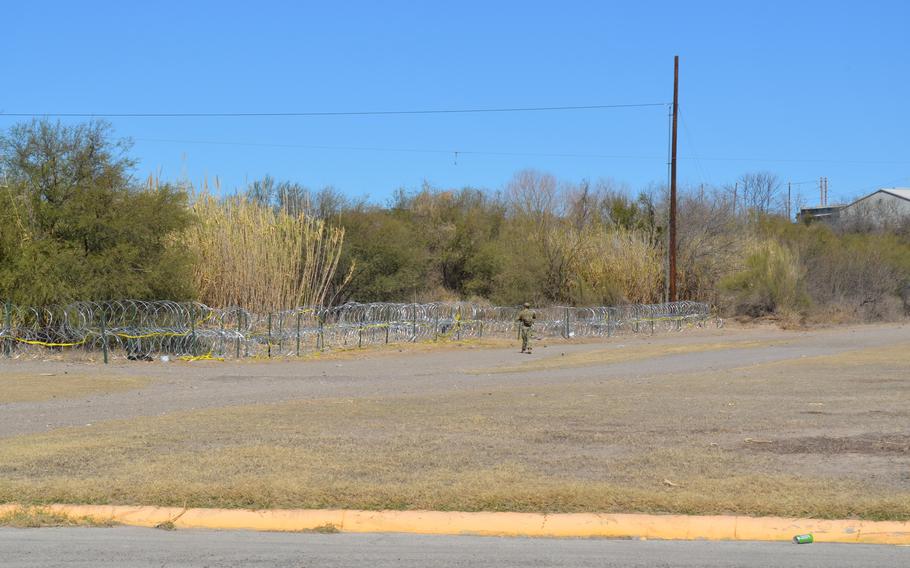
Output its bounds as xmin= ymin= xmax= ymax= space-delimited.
xmin=517 ymin=302 xmax=536 ymax=353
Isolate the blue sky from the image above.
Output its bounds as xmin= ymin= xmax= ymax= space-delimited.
xmin=3 ymin=1 xmax=908 ymax=206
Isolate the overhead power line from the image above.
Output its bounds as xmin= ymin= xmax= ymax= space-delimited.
xmin=135 ymin=137 xmax=663 ymax=161
xmin=0 ymin=103 xmax=668 ymax=119
xmin=134 ymin=136 xmax=910 ymax=166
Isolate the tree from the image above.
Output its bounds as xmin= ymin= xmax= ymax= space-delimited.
xmin=0 ymin=120 xmax=194 ymax=304
xmin=737 ymin=172 xmax=783 ymax=215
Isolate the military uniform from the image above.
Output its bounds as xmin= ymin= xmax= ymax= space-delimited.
xmin=516 ymin=304 xmax=536 ymax=353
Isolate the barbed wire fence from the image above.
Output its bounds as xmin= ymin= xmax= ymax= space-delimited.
xmin=0 ymin=299 xmax=716 ymax=363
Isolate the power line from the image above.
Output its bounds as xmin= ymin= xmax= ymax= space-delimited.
xmin=135 ymin=137 xmax=664 ymax=161
xmin=134 ymin=136 xmax=910 ymax=166
xmin=685 ymin=156 xmax=910 ymax=165
xmin=678 ymin=110 xmax=709 ymax=189
xmin=0 ymin=103 xmax=668 ymax=119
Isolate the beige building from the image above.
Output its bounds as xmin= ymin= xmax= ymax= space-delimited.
xmin=839 ymin=188 xmax=910 ymax=227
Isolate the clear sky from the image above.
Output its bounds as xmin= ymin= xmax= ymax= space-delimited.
xmin=3 ymin=0 xmax=908 ymax=206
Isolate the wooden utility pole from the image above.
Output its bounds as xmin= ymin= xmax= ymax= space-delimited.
xmin=668 ymin=55 xmax=679 ymax=302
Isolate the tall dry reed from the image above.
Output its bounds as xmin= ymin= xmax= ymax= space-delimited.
xmin=573 ymin=225 xmax=663 ymax=304
xmin=183 ymin=193 xmax=346 ymax=312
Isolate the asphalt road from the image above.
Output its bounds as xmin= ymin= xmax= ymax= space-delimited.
xmin=1 ymin=528 xmax=907 ymax=567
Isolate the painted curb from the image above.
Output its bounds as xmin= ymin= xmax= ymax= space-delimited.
xmin=1 ymin=504 xmax=908 ymax=544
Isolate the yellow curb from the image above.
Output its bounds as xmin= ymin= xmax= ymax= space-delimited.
xmin=1 ymin=505 xmax=909 ymax=544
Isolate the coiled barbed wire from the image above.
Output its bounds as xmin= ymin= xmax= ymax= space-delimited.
xmin=0 ymin=300 xmax=714 ymax=361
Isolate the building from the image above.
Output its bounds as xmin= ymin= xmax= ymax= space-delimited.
xmin=796 ymin=204 xmax=845 ymax=223
xmin=798 ymin=188 xmax=910 ymax=226
xmin=838 ymin=187 xmax=910 ymax=228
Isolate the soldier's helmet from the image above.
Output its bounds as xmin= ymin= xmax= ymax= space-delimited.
xmin=523 ymin=302 xmax=531 ymax=308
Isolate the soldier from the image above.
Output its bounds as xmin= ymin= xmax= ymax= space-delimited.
xmin=516 ymin=302 xmax=536 ymax=354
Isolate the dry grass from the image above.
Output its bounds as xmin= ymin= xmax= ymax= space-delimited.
xmin=0 ymin=507 xmax=115 ymax=528
xmin=484 ymin=339 xmax=785 ymax=373
xmin=0 ymin=341 xmax=907 ymax=520
xmin=0 ymin=374 xmax=148 ymax=404
xmin=183 ymin=192 xmax=346 ymax=312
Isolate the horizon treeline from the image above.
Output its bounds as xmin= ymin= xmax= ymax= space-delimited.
xmin=1 ymin=120 xmax=908 ymax=322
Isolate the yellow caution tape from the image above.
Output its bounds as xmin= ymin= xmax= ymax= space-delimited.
xmin=179 ymin=351 xmax=224 ymax=362
xmin=12 ymin=337 xmax=88 ymax=347
xmin=113 ymin=331 xmax=189 ymax=340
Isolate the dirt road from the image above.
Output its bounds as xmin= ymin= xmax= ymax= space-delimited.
xmin=0 ymin=323 xmax=908 ymax=518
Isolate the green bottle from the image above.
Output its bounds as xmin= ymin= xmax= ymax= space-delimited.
xmin=792 ymin=534 xmax=814 ymax=544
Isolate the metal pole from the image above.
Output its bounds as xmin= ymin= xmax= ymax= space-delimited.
xmin=267 ymin=312 xmax=272 ymax=358
xmin=296 ymin=311 xmax=301 ymax=356
xmin=669 ymin=55 xmax=680 ymax=302
xmin=384 ymin=309 xmax=390 ymax=344
xmin=732 ymin=182 xmax=738 ymax=216
xmin=189 ymin=305 xmax=196 ymax=357
xmin=235 ymin=310 xmax=241 ymax=359
xmin=564 ymin=306 xmax=570 ymax=339
xmin=434 ymin=308 xmax=439 ymax=342
xmin=411 ymin=304 xmax=417 ymax=342
xmin=4 ymin=300 xmax=11 ymax=358
xmin=101 ymin=309 xmax=108 ymax=365
xmin=788 ymin=181 xmax=792 ymax=221
xmin=318 ymin=312 xmax=324 ymax=350
xmin=456 ymin=306 xmax=461 ymax=341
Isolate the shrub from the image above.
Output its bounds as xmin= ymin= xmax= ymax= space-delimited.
xmin=721 ymin=240 xmax=808 ymax=317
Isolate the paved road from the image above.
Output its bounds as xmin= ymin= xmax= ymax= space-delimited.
xmin=1 ymin=528 xmax=907 ymax=567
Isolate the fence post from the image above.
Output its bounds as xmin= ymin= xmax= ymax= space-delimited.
xmin=650 ymin=318 xmax=655 ymax=335
xmin=4 ymin=300 xmax=11 ymax=358
xmin=456 ymin=306 xmax=461 ymax=341
xmin=189 ymin=305 xmax=197 ymax=357
xmin=384 ymin=309 xmax=390 ymax=344
xmin=101 ymin=309 xmax=109 ymax=365
xmin=318 ymin=312 xmax=324 ymax=350
xmin=267 ymin=312 xmax=272 ymax=358
xmin=434 ymin=307 xmax=439 ymax=342
xmin=358 ymin=315 xmax=363 ymax=349
xmin=607 ymin=308 xmax=613 ymax=338
xmin=296 ymin=311 xmax=301 ymax=356
xmin=564 ymin=306 xmax=570 ymax=339
xmin=220 ymin=316 xmax=225 ymax=357
xmin=478 ymin=308 xmax=484 ymax=339
xmin=411 ymin=304 xmax=417 ymax=342
xmin=235 ymin=310 xmax=242 ymax=359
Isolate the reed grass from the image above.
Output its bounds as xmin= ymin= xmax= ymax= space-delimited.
xmin=183 ymin=193 xmax=346 ymax=312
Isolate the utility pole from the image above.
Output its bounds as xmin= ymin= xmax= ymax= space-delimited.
xmin=819 ymin=177 xmax=824 ymax=206
xmin=788 ymin=181 xmax=792 ymax=220
xmin=732 ymin=182 xmax=738 ymax=216
xmin=668 ymin=55 xmax=679 ymax=303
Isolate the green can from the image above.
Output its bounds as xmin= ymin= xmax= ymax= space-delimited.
xmin=792 ymin=534 xmax=814 ymax=544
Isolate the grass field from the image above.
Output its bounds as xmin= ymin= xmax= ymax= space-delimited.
xmin=0 ymin=325 xmax=908 ymax=520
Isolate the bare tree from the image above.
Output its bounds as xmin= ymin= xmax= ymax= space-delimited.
xmin=738 ymin=172 xmax=783 ymax=214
